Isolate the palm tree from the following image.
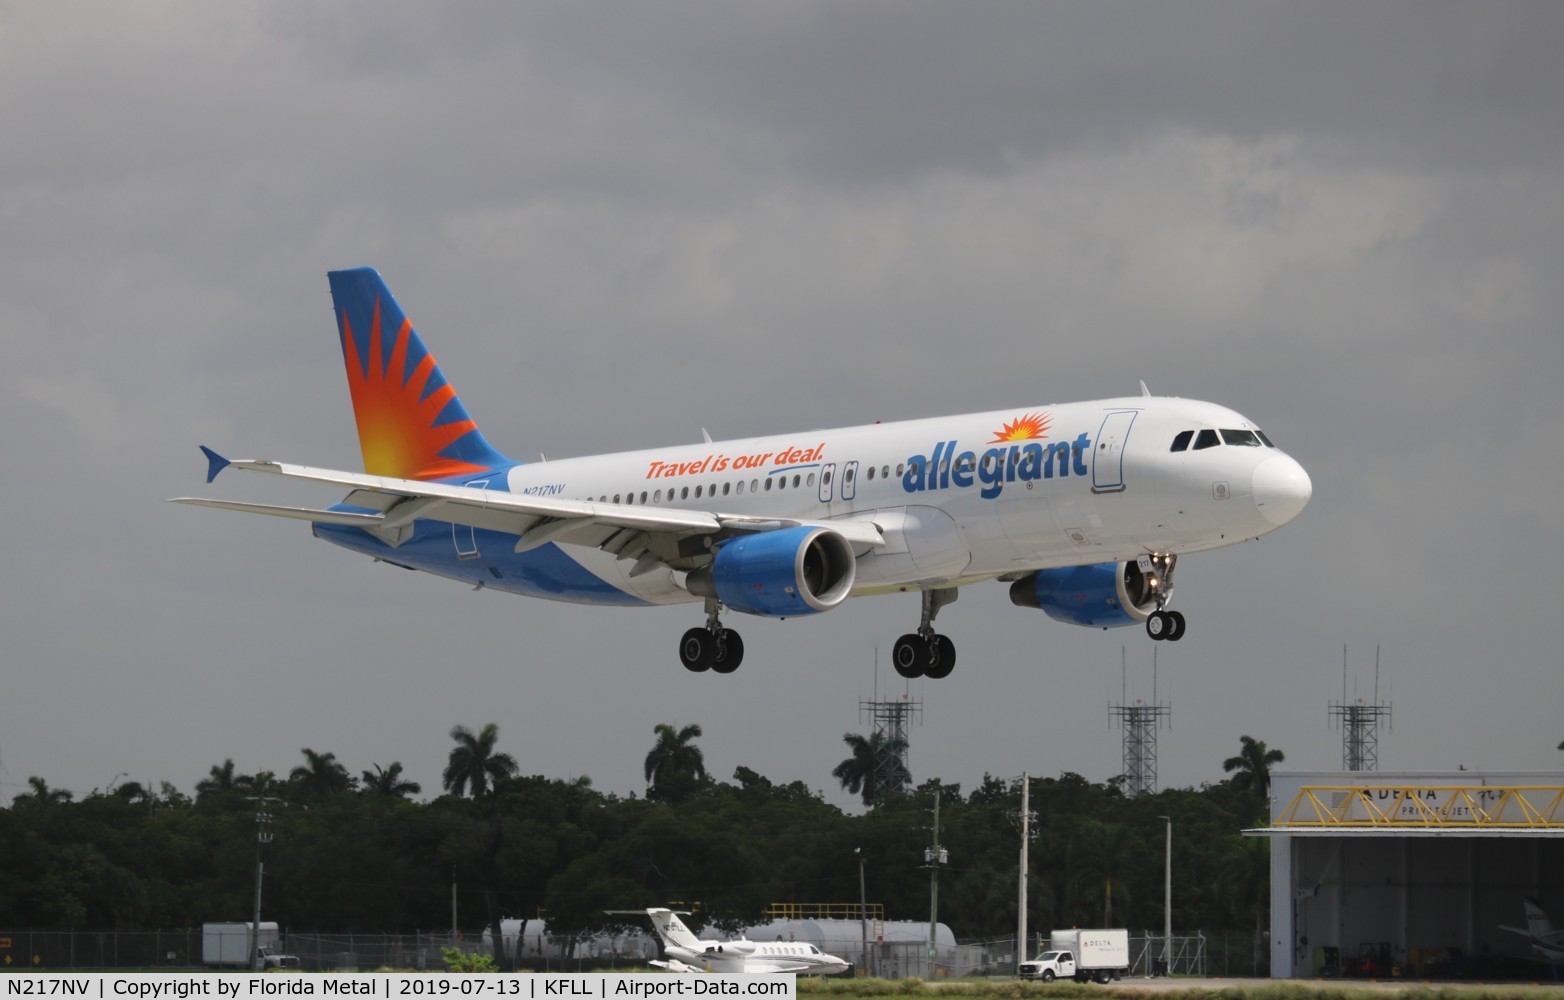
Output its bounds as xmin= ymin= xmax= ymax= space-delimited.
xmin=291 ymin=748 xmax=354 ymax=796
xmin=15 ymin=776 xmax=73 ymax=806
xmin=362 ymin=761 xmax=422 ymax=798
xmin=643 ymin=723 xmax=706 ymax=804
xmin=831 ymin=732 xmax=910 ymax=807
xmin=1223 ymin=735 xmax=1286 ymax=796
xmin=443 ymin=723 xmax=518 ymax=797
xmin=196 ymin=759 xmax=238 ymax=799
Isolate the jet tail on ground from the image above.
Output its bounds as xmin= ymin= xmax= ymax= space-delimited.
xmin=644 ymin=908 xmax=705 ymax=951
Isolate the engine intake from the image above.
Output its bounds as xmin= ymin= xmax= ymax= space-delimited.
xmin=1009 ymin=560 xmax=1158 ymax=628
xmin=687 ymin=526 xmax=856 ymax=618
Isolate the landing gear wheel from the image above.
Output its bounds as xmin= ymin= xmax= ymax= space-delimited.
xmin=892 ymin=634 xmax=927 ymax=678
xmin=925 ymin=634 xmax=957 ymax=679
xmin=1146 ymin=610 xmax=1172 ymax=641
xmin=711 ymin=629 xmax=744 ymax=674
xmin=1165 ymin=610 xmax=1186 ymax=642
xmin=679 ymin=627 xmax=715 ymax=672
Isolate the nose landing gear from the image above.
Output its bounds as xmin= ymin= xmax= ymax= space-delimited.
xmin=1137 ymin=552 xmax=1186 ymax=642
xmin=892 ymin=588 xmax=959 ymax=679
xmin=1145 ymin=609 xmax=1186 ymax=641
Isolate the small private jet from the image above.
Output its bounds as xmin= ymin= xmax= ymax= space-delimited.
xmin=1501 ymin=897 xmax=1564 ymax=964
xmin=618 ymin=908 xmax=850 ymax=975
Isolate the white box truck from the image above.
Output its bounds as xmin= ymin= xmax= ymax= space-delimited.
xmin=202 ymin=922 xmax=300 ymax=969
xmin=1017 ymin=928 xmax=1129 ymax=983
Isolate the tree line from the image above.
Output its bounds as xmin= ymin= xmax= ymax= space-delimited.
xmin=0 ymin=723 xmax=1284 ymax=961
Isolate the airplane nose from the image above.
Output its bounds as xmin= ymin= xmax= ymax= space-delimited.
xmin=1252 ymin=455 xmax=1312 ymax=525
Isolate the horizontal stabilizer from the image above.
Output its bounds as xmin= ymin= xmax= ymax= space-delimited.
xmin=168 ymin=498 xmax=384 ymax=527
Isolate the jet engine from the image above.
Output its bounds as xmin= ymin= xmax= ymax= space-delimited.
xmin=1008 ymin=560 xmax=1161 ymax=628
xmin=686 ymin=525 xmax=856 ymax=618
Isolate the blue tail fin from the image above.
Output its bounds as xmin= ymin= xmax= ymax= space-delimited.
xmin=327 ymin=267 xmax=513 ymax=481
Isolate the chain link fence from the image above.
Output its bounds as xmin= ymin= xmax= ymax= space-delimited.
xmin=2 ymin=928 xmax=1266 ymax=976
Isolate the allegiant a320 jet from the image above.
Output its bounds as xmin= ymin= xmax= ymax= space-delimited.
xmin=174 ymin=268 xmax=1311 ymax=678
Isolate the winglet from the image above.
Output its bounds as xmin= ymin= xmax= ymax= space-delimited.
xmin=200 ymin=446 xmax=231 ymax=484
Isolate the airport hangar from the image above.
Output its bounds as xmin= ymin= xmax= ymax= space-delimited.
xmin=1251 ymin=770 xmax=1564 ymax=979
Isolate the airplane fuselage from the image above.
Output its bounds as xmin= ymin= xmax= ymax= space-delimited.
xmin=315 ymin=395 xmax=1306 ymax=607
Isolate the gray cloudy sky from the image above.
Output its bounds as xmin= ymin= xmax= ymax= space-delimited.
xmin=3 ymin=2 xmax=1562 ymax=811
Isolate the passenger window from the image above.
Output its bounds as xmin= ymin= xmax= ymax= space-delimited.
xmin=681 ymin=487 xmax=689 ymax=500
xmin=824 ymin=469 xmax=832 ymax=484
xmin=866 ymin=466 xmax=875 ymax=480
xmin=639 ymin=491 xmax=647 ymax=503
xmin=765 ymin=478 xmax=772 ymax=491
xmin=1221 ymin=428 xmax=1261 ymax=447
xmin=846 ymin=467 xmax=855 ymax=482
xmin=793 ymin=474 xmax=801 ymax=488
xmin=906 ymin=461 xmax=918 ymax=479
xmin=1171 ymin=430 xmax=1193 ymax=452
xmin=613 ymin=494 xmax=621 ymax=504
xmin=1194 ymin=429 xmax=1219 ymax=450
xmin=751 ymin=479 xmax=759 ymax=493
xmin=736 ymin=481 xmax=744 ymax=495
xmin=897 ymin=463 xmax=905 ymax=478
xmin=807 ymin=473 xmax=815 ymax=486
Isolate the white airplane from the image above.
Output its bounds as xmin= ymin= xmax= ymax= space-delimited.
xmin=630 ymin=908 xmax=850 ymax=975
xmin=173 ymin=267 xmax=1312 ymax=677
xmin=1501 ymin=897 xmax=1564 ymax=963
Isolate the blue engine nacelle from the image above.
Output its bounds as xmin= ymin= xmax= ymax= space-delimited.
xmin=1009 ymin=561 xmax=1158 ymax=628
xmin=686 ymin=526 xmax=857 ymax=618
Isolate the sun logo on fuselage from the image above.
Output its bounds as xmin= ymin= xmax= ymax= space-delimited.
xmin=339 ymin=301 xmax=491 ymax=481
xmin=990 ymin=412 xmax=1051 ymax=443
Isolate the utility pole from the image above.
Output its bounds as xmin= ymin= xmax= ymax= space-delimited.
xmin=856 ymin=848 xmax=869 ymax=976
xmin=248 ymin=797 xmax=278 ymax=971
xmin=1158 ymin=815 xmax=1172 ymax=975
xmin=925 ymin=788 xmax=946 ymax=977
xmin=1017 ymin=773 xmax=1030 ymax=970
xmin=451 ymin=865 xmax=459 ymax=944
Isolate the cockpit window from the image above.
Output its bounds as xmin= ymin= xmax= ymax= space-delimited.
xmin=1256 ymin=430 xmax=1276 ymax=448
xmin=1220 ymin=429 xmax=1262 ymax=447
xmin=1170 ymin=430 xmax=1193 ymax=452
xmin=1193 ymin=429 xmax=1220 ymax=450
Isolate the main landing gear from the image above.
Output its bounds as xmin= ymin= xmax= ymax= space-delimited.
xmin=892 ymin=589 xmax=958 ymax=680
xmin=679 ymin=598 xmax=745 ymax=674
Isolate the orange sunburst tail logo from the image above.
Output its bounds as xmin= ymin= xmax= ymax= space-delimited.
xmin=328 ymin=268 xmax=512 ymax=481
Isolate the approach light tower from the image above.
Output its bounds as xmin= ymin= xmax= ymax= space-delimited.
xmin=1110 ymin=649 xmax=1170 ymax=796
xmin=860 ymin=689 xmax=921 ymax=802
xmin=1329 ymin=645 xmax=1392 ymax=771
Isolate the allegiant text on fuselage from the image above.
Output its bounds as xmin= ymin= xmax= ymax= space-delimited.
xmin=903 ymin=434 xmax=1091 ymax=500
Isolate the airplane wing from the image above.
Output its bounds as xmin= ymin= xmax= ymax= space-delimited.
xmin=647 ymin=961 xmax=700 ymax=974
xmin=171 ymin=451 xmax=885 ymax=572
xmin=742 ymin=960 xmax=816 ymax=974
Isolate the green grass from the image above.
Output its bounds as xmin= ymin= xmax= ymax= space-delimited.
xmin=795 ymin=979 xmax=1564 ymax=1000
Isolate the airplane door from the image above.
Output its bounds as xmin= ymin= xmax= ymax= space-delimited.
xmin=841 ymin=461 xmax=859 ymax=501
xmin=454 ymin=479 xmax=489 ymax=558
xmin=818 ymin=463 xmax=836 ymax=503
xmin=1092 ymin=411 xmax=1138 ymax=493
